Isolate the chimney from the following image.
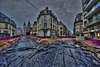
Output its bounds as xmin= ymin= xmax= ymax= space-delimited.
xmin=46 ymin=7 xmax=48 ymax=10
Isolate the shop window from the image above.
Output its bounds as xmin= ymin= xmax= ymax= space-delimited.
xmin=97 ymin=33 xmax=100 ymax=37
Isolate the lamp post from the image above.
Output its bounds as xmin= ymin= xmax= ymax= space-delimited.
xmin=10 ymin=17 xmax=12 ymax=36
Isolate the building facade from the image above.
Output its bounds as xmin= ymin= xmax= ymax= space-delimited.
xmin=82 ymin=0 xmax=100 ymax=39
xmin=16 ymin=28 xmax=23 ymax=35
xmin=23 ymin=21 xmax=32 ymax=35
xmin=73 ymin=13 xmax=83 ymax=36
xmin=58 ymin=21 xmax=68 ymax=36
xmin=30 ymin=21 xmax=38 ymax=35
xmin=0 ymin=12 xmax=16 ymax=37
xmin=37 ymin=7 xmax=58 ymax=36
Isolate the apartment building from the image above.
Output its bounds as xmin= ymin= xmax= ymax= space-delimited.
xmin=73 ymin=13 xmax=83 ymax=36
xmin=37 ymin=7 xmax=58 ymax=36
xmin=30 ymin=21 xmax=38 ymax=35
xmin=82 ymin=0 xmax=100 ymax=38
xmin=0 ymin=12 xmax=16 ymax=37
xmin=58 ymin=21 xmax=68 ymax=36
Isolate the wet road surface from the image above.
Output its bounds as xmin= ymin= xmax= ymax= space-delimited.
xmin=0 ymin=36 xmax=100 ymax=67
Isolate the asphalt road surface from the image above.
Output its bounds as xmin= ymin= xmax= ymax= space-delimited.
xmin=0 ymin=36 xmax=100 ymax=67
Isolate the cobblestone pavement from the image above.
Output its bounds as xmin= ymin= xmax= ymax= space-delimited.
xmin=0 ymin=36 xmax=100 ymax=67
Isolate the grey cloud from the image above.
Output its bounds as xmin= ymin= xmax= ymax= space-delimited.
xmin=0 ymin=0 xmax=82 ymax=33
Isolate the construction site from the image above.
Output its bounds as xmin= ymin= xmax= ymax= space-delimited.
xmin=0 ymin=36 xmax=100 ymax=67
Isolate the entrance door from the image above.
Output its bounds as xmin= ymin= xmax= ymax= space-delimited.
xmin=90 ymin=32 xmax=94 ymax=38
xmin=44 ymin=31 xmax=47 ymax=36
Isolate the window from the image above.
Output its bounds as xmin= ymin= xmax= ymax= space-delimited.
xmin=53 ymin=25 xmax=54 ymax=29
xmin=44 ymin=23 xmax=47 ymax=29
xmin=51 ymin=17 xmax=52 ymax=22
xmin=0 ymin=16 xmax=1 ymax=21
xmin=77 ymin=18 xmax=78 ymax=21
xmin=53 ymin=19 xmax=55 ymax=23
xmin=60 ymin=27 xmax=62 ymax=29
xmin=81 ymin=16 xmax=83 ymax=20
xmin=51 ymin=23 xmax=52 ymax=29
xmin=5 ymin=24 xmax=8 ymax=29
xmin=5 ymin=18 xmax=9 ymax=22
xmin=44 ymin=16 xmax=47 ymax=21
xmin=60 ymin=31 xmax=63 ymax=35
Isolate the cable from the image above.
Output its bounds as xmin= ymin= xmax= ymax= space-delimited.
xmin=26 ymin=0 xmax=39 ymax=11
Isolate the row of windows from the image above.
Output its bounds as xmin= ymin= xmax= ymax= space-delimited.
xmin=0 ymin=17 xmax=16 ymax=27
xmin=76 ymin=16 xmax=83 ymax=21
xmin=38 ymin=16 xmax=57 ymax=24
xmin=51 ymin=23 xmax=57 ymax=30
xmin=51 ymin=17 xmax=57 ymax=24
xmin=38 ymin=23 xmax=57 ymax=30
xmin=0 ymin=33 xmax=10 ymax=37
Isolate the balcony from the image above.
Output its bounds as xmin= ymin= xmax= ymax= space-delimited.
xmin=89 ymin=16 xmax=100 ymax=24
xmin=84 ymin=0 xmax=93 ymax=11
xmin=83 ymin=11 xmax=88 ymax=15
xmin=83 ymin=0 xmax=86 ymax=3
xmin=85 ymin=16 xmax=100 ymax=26
xmin=85 ymin=2 xmax=100 ymax=18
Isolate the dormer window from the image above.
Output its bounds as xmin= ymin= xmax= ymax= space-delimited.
xmin=5 ymin=18 xmax=9 ymax=22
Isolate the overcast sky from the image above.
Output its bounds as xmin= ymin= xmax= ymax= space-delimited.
xmin=0 ymin=0 xmax=82 ymax=33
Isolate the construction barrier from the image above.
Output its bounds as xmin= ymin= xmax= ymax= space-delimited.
xmin=0 ymin=35 xmax=21 ymax=41
xmin=31 ymin=35 xmax=51 ymax=38
xmin=58 ymin=36 xmax=76 ymax=38
xmin=31 ymin=35 xmax=76 ymax=38
xmin=85 ymin=37 xmax=100 ymax=46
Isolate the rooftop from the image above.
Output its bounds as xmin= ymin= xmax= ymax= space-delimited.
xmin=38 ymin=7 xmax=57 ymax=20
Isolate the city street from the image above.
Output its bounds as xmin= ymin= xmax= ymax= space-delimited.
xmin=0 ymin=36 xmax=100 ymax=67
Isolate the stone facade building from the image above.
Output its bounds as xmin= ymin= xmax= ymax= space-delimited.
xmin=30 ymin=21 xmax=38 ymax=35
xmin=82 ymin=0 xmax=100 ymax=38
xmin=37 ymin=7 xmax=58 ymax=36
xmin=73 ymin=13 xmax=83 ymax=36
xmin=58 ymin=21 xmax=68 ymax=36
xmin=0 ymin=12 xmax=16 ymax=37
